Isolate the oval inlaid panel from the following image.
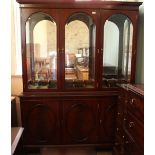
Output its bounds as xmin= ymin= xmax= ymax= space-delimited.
xmin=26 ymin=104 xmax=56 ymax=142
xmin=65 ymin=103 xmax=95 ymax=142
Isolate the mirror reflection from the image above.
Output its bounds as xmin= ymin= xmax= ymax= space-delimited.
xmin=26 ymin=12 xmax=57 ymax=89
xmin=65 ymin=13 xmax=96 ymax=88
xmin=103 ymin=14 xmax=133 ymax=88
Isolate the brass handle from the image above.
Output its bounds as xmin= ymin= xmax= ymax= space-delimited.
xmin=130 ymin=98 xmax=135 ymax=105
xmin=117 ymin=112 xmax=121 ymax=116
xmin=129 ymin=121 xmax=135 ymax=128
xmin=97 ymin=49 xmax=100 ymax=54
xmin=124 ymin=118 xmax=127 ymax=121
xmin=100 ymin=119 xmax=102 ymax=125
xmin=61 ymin=48 xmax=64 ymax=53
xmin=101 ymin=48 xmax=103 ymax=54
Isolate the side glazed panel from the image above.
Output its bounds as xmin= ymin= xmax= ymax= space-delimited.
xmin=20 ymin=99 xmax=60 ymax=145
xmin=99 ymin=10 xmax=139 ymax=89
xmin=62 ymin=99 xmax=98 ymax=144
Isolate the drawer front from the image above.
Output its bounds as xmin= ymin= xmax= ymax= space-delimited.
xmin=127 ymin=91 xmax=144 ymax=122
xmin=124 ymin=133 xmax=144 ymax=155
xmin=124 ymin=111 xmax=144 ymax=149
xmin=114 ymin=128 xmax=124 ymax=154
xmin=117 ymin=89 xmax=127 ymax=126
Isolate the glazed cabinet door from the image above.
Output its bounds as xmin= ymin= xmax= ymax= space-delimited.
xmin=21 ymin=8 xmax=60 ymax=91
xmin=62 ymin=99 xmax=98 ymax=144
xmin=98 ymin=97 xmax=117 ymax=145
xmin=99 ymin=10 xmax=139 ymax=88
xmin=59 ymin=9 xmax=100 ymax=90
xmin=20 ymin=99 xmax=60 ymax=145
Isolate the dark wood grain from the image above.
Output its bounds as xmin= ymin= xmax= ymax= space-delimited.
xmin=11 ymin=97 xmax=18 ymax=127
xmin=16 ymin=0 xmax=142 ymax=10
xmin=17 ymin=0 xmax=142 ymax=150
xmin=20 ymin=95 xmax=118 ymax=147
xmin=98 ymin=97 xmax=117 ymax=145
xmin=62 ymin=99 xmax=98 ymax=144
xmin=113 ymin=84 xmax=144 ymax=155
xmin=19 ymin=0 xmax=142 ymax=92
xmin=20 ymin=99 xmax=60 ymax=145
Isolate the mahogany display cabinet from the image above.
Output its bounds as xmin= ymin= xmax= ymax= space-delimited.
xmin=16 ymin=0 xmax=143 ymax=152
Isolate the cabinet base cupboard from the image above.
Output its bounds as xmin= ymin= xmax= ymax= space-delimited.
xmin=20 ymin=92 xmax=117 ymax=148
xmin=16 ymin=0 xmax=142 ymax=150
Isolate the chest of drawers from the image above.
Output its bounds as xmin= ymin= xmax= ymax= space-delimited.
xmin=113 ymin=84 xmax=144 ymax=155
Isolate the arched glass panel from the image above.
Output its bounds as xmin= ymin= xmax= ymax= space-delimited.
xmin=102 ymin=14 xmax=133 ymax=88
xmin=26 ymin=12 xmax=57 ymax=89
xmin=65 ymin=13 xmax=96 ymax=89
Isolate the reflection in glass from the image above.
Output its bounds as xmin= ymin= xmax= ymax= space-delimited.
xmin=103 ymin=14 xmax=133 ymax=88
xmin=26 ymin=12 xmax=57 ymax=89
xmin=65 ymin=13 xmax=96 ymax=89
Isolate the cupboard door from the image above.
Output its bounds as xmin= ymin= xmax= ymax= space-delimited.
xmin=62 ymin=99 xmax=98 ymax=144
xmin=21 ymin=9 xmax=60 ymax=91
xmin=59 ymin=9 xmax=100 ymax=90
xmin=20 ymin=99 xmax=60 ymax=145
xmin=98 ymin=97 xmax=117 ymax=144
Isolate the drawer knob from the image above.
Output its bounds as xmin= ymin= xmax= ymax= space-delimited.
xmin=129 ymin=121 xmax=135 ymax=128
xmin=125 ymin=140 xmax=129 ymax=144
xmin=130 ymin=98 xmax=136 ymax=105
xmin=117 ymin=112 xmax=121 ymax=115
xmin=124 ymin=118 xmax=127 ymax=121
xmin=61 ymin=48 xmax=64 ymax=53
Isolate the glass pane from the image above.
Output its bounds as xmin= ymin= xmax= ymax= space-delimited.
xmin=65 ymin=13 xmax=96 ymax=89
xmin=26 ymin=12 xmax=57 ymax=89
xmin=102 ymin=14 xmax=133 ymax=88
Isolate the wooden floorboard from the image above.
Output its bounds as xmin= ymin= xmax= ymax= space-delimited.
xmin=41 ymin=147 xmax=96 ymax=155
xmin=27 ymin=147 xmax=112 ymax=155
